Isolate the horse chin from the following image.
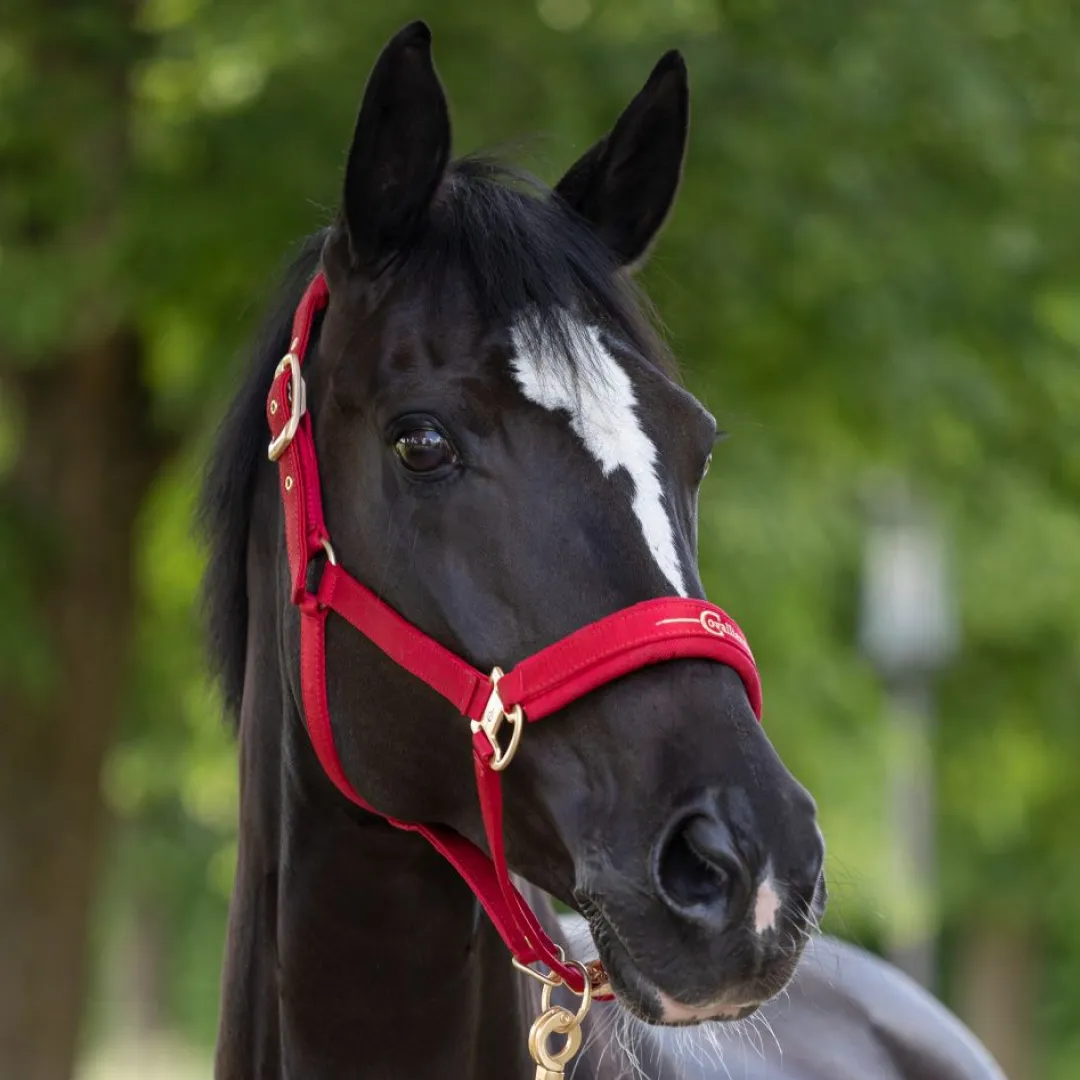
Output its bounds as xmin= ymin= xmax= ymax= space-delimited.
xmin=578 ymin=911 xmax=774 ymax=1028
xmin=654 ymin=993 xmax=761 ymax=1025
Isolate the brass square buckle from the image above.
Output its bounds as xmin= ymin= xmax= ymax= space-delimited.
xmin=471 ymin=666 xmax=523 ymax=771
xmin=268 ymin=343 xmax=307 ymax=462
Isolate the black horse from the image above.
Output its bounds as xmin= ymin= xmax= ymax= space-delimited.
xmin=202 ymin=22 xmax=1006 ymax=1080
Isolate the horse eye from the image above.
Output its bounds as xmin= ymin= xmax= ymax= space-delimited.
xmin=702 ymin=453 xmax=712 ymax=478
xmin=394 ymin=428 xmax=457 ymax=473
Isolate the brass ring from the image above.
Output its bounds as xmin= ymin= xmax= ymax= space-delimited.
xmin=540 ymin=960 xmax=593 ymax=1026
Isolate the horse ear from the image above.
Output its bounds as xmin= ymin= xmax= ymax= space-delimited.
xmin=554 ymin=50 xmax=688 ymax=269
xmin=340 ymin=21 xmax=450 ymax=268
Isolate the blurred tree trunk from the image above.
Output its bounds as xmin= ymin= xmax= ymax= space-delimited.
xmin=956 ymin=920 xmax=1038 ymax=1080
xmin=0 ymin=334 xmax=164 ymax=1080
xmin=0 ymin=4 xmax=159 ymax=1079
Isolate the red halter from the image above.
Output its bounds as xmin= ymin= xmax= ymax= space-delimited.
xmin=265 ymin=271 xmax=763 ymax=998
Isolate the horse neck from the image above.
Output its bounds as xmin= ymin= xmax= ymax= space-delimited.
xmin=214 ymin=530 xmax=535 ymax=1080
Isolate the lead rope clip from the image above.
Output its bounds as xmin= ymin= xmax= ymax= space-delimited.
xmin=522 ymin=960 xmax=592 ymax=1079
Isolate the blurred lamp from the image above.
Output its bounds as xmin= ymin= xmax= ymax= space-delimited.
xmin=858 ymin=479 xmax=958 ymax=993
xmin=859 ymin=493 xmax=958 ymax=679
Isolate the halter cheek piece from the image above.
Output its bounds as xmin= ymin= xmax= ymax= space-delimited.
xmin=266 ymin=271 xmax=763 ymax=1006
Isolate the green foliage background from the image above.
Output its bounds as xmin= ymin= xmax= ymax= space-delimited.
xmin=3 ymin=0 xmax=1078 ymax=1075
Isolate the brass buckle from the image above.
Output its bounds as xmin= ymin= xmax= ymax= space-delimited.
xmin=267 ymin=342 xmax=306 ymax=462
xmin=470 ymin=666 xmax=523 ymax=771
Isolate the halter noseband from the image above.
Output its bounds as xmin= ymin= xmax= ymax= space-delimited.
xmin=265 ymin=271 xmax=763 ymax=1000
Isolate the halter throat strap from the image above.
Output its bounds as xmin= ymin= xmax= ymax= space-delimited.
xmin=264 ymin=271 xmax=763 ymax=997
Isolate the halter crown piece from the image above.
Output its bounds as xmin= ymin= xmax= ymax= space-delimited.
xmin=265 ymin=272 xmax=763 ymax=1073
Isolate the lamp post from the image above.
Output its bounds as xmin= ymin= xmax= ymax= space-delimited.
xmin=859 ymin=481 xmax=958 ymax=992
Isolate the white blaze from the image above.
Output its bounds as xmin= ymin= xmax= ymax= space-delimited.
xmin=508 ymin=318 xmax=687 ymax=596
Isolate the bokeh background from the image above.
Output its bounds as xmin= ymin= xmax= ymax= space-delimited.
xmin=2 ymin=2 xmax=1078 ymax=1078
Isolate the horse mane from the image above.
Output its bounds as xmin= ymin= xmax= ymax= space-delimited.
xmin=198 ymin=156 xmax=674 ymax=723
xmin=198 ymin=232 xmax=325 ymax=720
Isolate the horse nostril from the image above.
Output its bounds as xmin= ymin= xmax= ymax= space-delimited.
xmin=653 ymin=813 xmax=751 ymax=922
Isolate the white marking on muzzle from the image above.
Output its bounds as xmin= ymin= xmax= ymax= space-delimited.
xmin=658 ymin=990 xmax=745 ymax=1023
xmin=508 ymin=317 xmax=687 ymax=595
xmin=754 ymin=874 xmax=781 ymax=935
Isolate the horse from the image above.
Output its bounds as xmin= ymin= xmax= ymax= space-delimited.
xmin=200 ymin=21 xmax=1006 ymax=1080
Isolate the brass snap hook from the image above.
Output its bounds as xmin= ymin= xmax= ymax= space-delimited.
xmin=519 ymin=958 xmax=593 ymax=1079
xmin=528 ymin=1006 xmax=583 ymax=1079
